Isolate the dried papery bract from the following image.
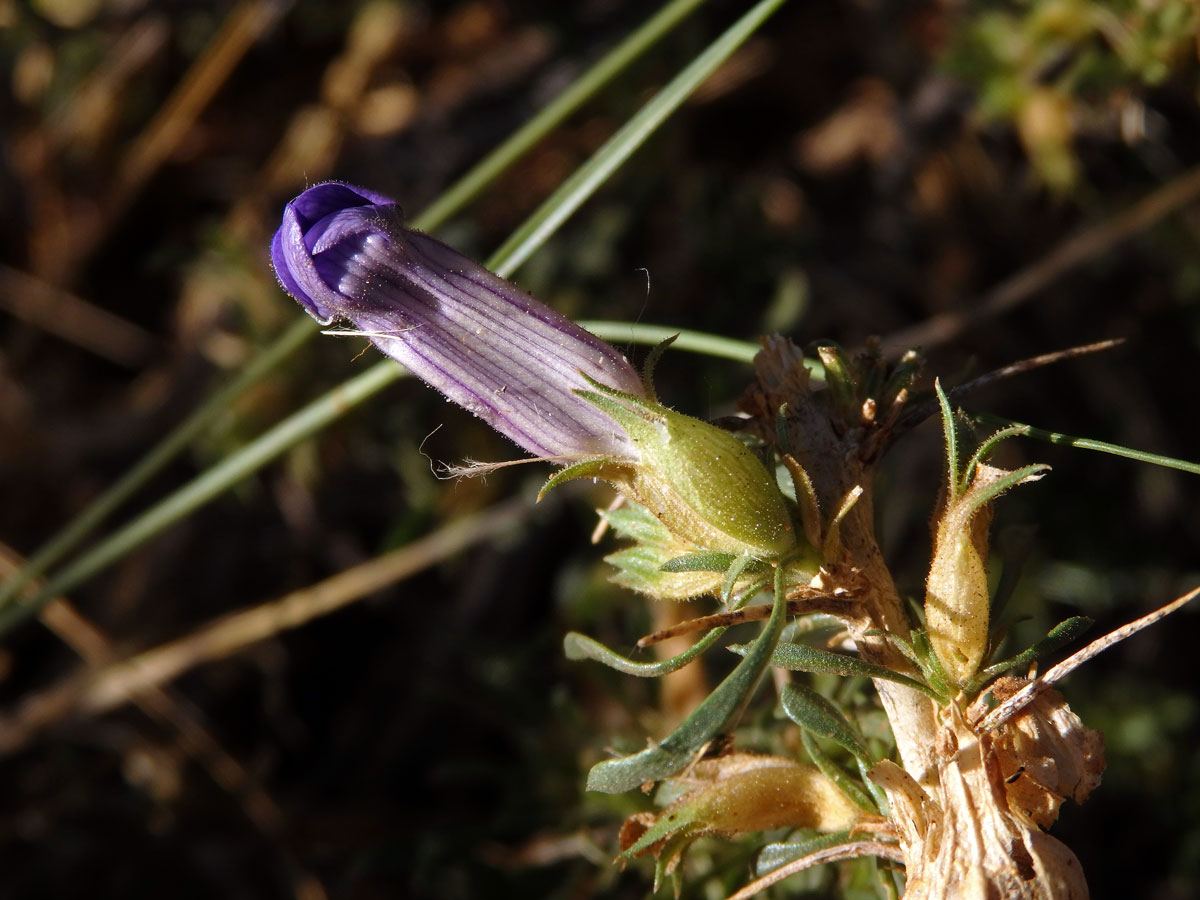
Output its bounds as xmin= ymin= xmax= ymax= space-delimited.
xmin=619 ymin=754 xmax=866 ymax=888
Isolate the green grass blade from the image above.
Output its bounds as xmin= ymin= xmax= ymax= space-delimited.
xmin=0 ymin=0 xmax=792 ymax=633
xmin=490 ymin=0 xmax=792 ymax=276
xmin=0 ymin=315 xmax=314 ymax=609
xmin=417 ymin=0 xmax=710 ymax=229
xmin=0 ymin=361 xmax=402 ymax=634
xmin=581 ymin=321 xmax=762 ymax=364
xmin=970 ymin=412 xmax=1200 ymax=476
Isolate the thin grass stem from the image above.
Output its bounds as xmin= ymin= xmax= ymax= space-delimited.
xmin=490 ymin=0 xmax=791 ymax=275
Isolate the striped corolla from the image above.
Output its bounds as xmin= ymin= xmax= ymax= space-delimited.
xmin=271 ymin=182 xmax=645 ymax=461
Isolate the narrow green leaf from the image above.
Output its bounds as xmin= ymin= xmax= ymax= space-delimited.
xmin=958 ymin=463 xmax=1050 ymax=522
xmin=779 ymin=683 xmax=870 ymax=765
xmin=722 ymin=554 xmax=760 ymax=604
xmin=934 ymin=379 xmax=958 ymax=491
xmin=962 ymin=424 xmax=1030 ymax=486
xmin=564 ymin=626 xmax=727 ymax=677
xmin=730 ymin=641 xmax=944 ymax=701
xmin=969 ymin=616 xmax=1094 ymax=692
xmin=660 ymin=552 xmax=737 ymax=573
xmin=755 ymin=831 xmax=854 ymax=877
xmin=586 ymin=567 xmax=789 ymax=793
xmin=801 ymin=731 xmax=876 ymax=813
xmin=969 ymin=411 xmax=1200 ymax=477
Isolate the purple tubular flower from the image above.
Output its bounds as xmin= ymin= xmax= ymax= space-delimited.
xmin=271 ymin=183 xmax=647 ymax=460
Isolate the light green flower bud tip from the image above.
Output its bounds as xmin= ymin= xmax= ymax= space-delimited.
xmin=541 ymin=377 xmax=797 ymax=561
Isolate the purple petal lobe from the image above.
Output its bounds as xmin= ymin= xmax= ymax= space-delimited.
xmin=271 ymin=182 xmax=647 ymax=460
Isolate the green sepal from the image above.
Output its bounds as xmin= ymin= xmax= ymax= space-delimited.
xmin=537 ymin=457 xmax=622 ymax=500
xmin=639 ymin=335 xmax=678 ymax=402
xmin=576 ymin=375 xmax=798 ymax=559
xmin=963 ymin=424 xmax=1032 ymax=487
xmin=933 ymin=379 xmax=960 ymax=491
xmin=660 ymin=551 xmax=737 ymax=573
xmin=620 ymin=806 xmax=706 ymax=861
xmin=586 ymin=568 xmax=789 ymax=793
xmin=652 ymin=835 xmax=692 ymax=894
xmin=956 ymin=463 xmax=1051 ymax=523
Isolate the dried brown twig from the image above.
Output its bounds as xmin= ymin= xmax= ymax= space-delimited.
xmin=880 ymin=164 xmax=1200 ymax=358
xmin=977 ymin=584 xmax=1200 ymax=733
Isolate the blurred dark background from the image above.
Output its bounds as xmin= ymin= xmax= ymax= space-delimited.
xmin=1 ymin=1 xmax=1198 ymax=898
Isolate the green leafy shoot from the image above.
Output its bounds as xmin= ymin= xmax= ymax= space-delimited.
xmin=965 ymin=616 xmax=1095 ymax=695
xmin=816 ymin=344 xmax=858 ymax=415
xmin=585 ymin=566 xmax=789 ymax=793
xmin=908 ymin=629 xmax=954 ymax=699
